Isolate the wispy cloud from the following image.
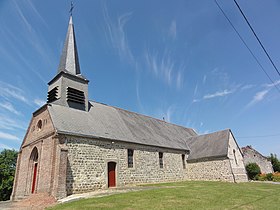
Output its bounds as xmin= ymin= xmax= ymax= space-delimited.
xmin=246 ymin=89 xmax=270 ymax=107
xmin=26 ymin=0 xmax=48 ymax=28
xmin=0 ymin=131 xmax=20 ymax=141
xmin=0 ymin=115 xmax=26 ymax=130
xmin=0 ymin=101 xmax=21 ymax=115
xmin=103 ymin=4 xmax=134 ymax=64
xmin=144 ymin=49 xmax=184 ymax=89
xmin=168 ymin=20 xmax=177 ymax=40
xmin=34 ymin=98 xmax=45 ymax=107
xmin=203 ymin=89 xmax=234 ymax=99
xmin=203 ymin=75 xmax=207 ymax=84
xmin=263 ymin=79 xmax=280 ymax=88
xmin=0 ymin=81 xmax=27 ymax=103
xmin=0 ymin=143 xmax=13 ymax=150
xmin=241 ymin=84 xmax=255 ymax=90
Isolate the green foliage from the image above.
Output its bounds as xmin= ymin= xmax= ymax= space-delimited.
xmin=266 ymin=173 xmax=273 ymax=181
xmin=245 ymin=163 xmax=261 ymax=180
xmin=0 ymin=149 xmax=18 ymax=201
xmin=268 ymin=154 xmax=280 ymax=172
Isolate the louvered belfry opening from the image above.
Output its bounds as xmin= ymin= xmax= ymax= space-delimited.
xmin=67 ymin=87 xmax=85 ymax=105
xmin=47 ymin=86 xmax=58 ymax=103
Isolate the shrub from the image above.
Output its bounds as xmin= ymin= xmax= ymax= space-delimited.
xmin=266 ymin=173 xmax=273 ymax=181
xmin=245 ymin=163 xmax=261 ymax=180
xmin=273 ymin=172 xmax=280 ymax=182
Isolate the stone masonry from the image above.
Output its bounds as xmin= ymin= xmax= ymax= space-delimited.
xmin=242 ymin=146 xmax=274 ymax=174
xmin=65 ymin=136 xmax=187 ymax=195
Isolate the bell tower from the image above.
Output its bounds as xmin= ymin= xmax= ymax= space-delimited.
xmin=47 ymin=15 xmax=89 ymax=111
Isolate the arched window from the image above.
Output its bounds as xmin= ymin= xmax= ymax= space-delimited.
xmin=30 ymin=147 xmax=38 ymax=162
xmin=37 ymin=120 xmax=42 ymax=131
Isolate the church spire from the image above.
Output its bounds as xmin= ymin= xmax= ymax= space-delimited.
xmin=57 ymin=15 xmax=81 ymax=75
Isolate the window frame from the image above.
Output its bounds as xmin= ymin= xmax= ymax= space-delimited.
xmin=127 ymin=149 xmax=134 ymax=168
xmin=159 ymin=152 xmax=163 ymax=169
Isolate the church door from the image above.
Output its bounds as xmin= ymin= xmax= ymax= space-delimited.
xmin=31 ymin=163 xmax=38 ymax=193
xmin=30 ymin=147 xmax=38 ymax=194
xmin=108 ymin=162 xmax=116 ymax=187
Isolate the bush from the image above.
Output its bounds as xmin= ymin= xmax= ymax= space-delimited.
xmin=246 ymin=163 xmax=261 ymax=180
xmin=266 ymin=173 xmax=273 ymax=181
xmin=273 ymin=172 xmax=280 ymax=182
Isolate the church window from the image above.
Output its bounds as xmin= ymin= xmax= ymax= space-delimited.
xmin=37 ymin=120 xmax=42 ymax=131
xmin=159 ymin=152 xmax=163 ymax=168
xmin=233 ymin=149 xmax=238 ymax=165
xmin=182 ymin=154 xmax=186 ymax=169
xmin=128 ymin=149 xmax=134 ymax=168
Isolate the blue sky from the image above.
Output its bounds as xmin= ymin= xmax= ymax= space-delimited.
xmin=0 ymin=0 xmax=279 ymax=157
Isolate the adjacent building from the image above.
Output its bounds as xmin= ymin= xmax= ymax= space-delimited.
xmin=242 ymin=145 xmax=274 ymax=174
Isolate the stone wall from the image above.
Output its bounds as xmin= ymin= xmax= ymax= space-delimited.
xmin=227 ymin=133 xmax=248 ymax=182
xmin=65 ymin=136 xmax=187 ymax=195
xmin=186 ymin=159 xmax=235 ymax=182
xmin=242 ymin=146 xmax=274 ymax=174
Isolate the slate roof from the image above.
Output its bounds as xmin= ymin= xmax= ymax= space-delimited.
xmin=186 ymin=129 xmax=230 ymax=161
xmin=48 ymin=101 xmax=197 ymax=151
xmin=57 ymin=16 xmax=81 ymax=75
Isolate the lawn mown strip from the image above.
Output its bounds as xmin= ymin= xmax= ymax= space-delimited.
xmin=49 ymin=181 xmax=280 ymax=210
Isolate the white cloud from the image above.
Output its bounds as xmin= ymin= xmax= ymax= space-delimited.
xmin=203 ymin=89 xmax=234 ymax=99
xmin=0 ymin=131 xmax=20 ymax=141
xmin=203 ymin=75 xmax=207 ymax=84
xmin=247 ymin=89 xmax=270 ymax=107
xmin=0 ymin=115 xmax=26 ymax=130
xmin=263 ymin=80 xmax=280 ymax=88
xmin=0 ymin=143 xmax=13 ymax=150
xmin=103 ymin=4 xmax=134 ymax=64
xmin=0 ymin=81 xmax=27 ymax=103
xmin=241 ymin=84 xmax=255 ymax=90
xmin=34 ymin=98 xmax=45 ymax=107
xmin=144 ymin=49 xmax=185 ymax=89
xmin=168 ymin=20 xmax=177 ymax=40
xmin=0 ymin=101 xmax=21 ymax=115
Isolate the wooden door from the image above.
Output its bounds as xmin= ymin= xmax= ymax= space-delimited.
xmin=108 ymin=162 xmax=116 ymax=187
xmin=31 ymin=163 xmax=38 ymax=193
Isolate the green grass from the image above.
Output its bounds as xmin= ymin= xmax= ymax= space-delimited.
xmin=49 ymin=181 xmax=280 ymax=210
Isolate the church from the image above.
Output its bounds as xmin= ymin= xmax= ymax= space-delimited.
xmin=11 ymin=15 xmax=248 ymax=200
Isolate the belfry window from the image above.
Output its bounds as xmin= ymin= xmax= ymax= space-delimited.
xmin=128 ymin=149 xmax=134 ymax=168
xmin=159 ymin=152 xmax=163 ymax=168
xmin=47 ymin=86 xmax=58 ymax=103
xmin=67 ymin=87 xmax=85 ymax=105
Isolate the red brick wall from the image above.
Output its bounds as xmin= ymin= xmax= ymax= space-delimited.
xmin=11 ymin=106 xmax=60 ymax=200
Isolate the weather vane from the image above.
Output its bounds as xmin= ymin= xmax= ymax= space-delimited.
xmin=69 ymin=1 xmax=74 ymax=16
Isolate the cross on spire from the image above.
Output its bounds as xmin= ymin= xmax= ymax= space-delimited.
xmin=69 ymin=1 xmax=74 ymax=16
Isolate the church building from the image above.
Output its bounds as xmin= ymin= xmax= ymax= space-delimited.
xmin=11 ymin=15 xmax=248 ymax=200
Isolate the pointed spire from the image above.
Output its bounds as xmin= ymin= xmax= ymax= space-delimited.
xmin=57 ymin=15 xmax=81 ymax=75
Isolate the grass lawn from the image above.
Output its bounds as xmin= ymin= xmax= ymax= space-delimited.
xmin=49 ymin=181 xmax=280 ymax=210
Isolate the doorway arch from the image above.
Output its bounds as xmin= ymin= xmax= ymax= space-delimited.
xmin=107 ymin=162 xmax=116 ymax=188
xmin=30 ymin=147 xmax=38 ymax=194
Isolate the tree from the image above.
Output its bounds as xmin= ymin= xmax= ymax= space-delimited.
xmin=268 ymin=154 xmax=280 ymax=172
xmin=0 ymin=149 xmax=18 ymax=201
xmin=245 ymin=163 xmax=261 ymax=180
